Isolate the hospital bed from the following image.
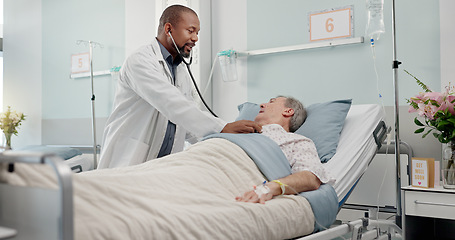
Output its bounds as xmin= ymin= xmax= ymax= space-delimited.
xmin=12 ymin=145 xmax=97 ymax=173
xmin=0 ymin=102 xmax=395 ymax=240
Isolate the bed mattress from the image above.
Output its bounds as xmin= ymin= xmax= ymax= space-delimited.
xmin=324 ymin=104 xmax=385 ymax=204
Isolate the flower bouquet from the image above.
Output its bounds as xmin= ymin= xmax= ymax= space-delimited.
xmin=406 ymin=70 xmax=455 ymax=188
xmin=0 ymin=106 xmax=26 ymax=150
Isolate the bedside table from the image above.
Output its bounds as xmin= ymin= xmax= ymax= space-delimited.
xmin=401 ymin=185 xmax=455 ymax=240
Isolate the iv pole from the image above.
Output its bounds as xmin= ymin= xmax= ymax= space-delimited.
xmin=391 ymin=0 xmax=402 ymax=227
xmin=76 ymin=40 xmax=103 ymax=169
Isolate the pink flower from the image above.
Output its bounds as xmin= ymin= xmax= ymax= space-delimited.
xmin=406 ymin=71 xmax=455 ymax=144
xmin=409 ymin=90 xmax=455 ymax=120
xmin=440 ymin=94 xmax=455 ymax=115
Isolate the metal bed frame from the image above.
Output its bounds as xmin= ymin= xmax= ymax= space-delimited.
xmin=296 ymin=122 xmax=406 ymax=240
xmin=0 ymin=151 xmax=73 ymax=240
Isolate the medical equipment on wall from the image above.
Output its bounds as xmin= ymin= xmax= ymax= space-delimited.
xmin=217 ymin=49 xmax=238 ymax=82
xmin=110 ymin=66 xmax=121 ymax=81
xmin=210 ymin=38 xmax=363 ymax=91
xmin=201 ymin=49 xmax=238 ymax=98
xmin=202 ymin=49 xmax=240 ymax=95
xmin=168 ymin=31 xmax=218 ymax=117
xmin=365 ymin=0 xmax=385 ymax=41
xmin=76 ymin=40 xmax=103 ymax=169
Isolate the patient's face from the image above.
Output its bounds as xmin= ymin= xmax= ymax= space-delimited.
xmin=254 ymin=97 xmax=288 ymax=125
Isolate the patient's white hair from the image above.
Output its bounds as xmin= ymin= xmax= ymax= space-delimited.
xmin=278 ymin=95 xmax=307 ymax=132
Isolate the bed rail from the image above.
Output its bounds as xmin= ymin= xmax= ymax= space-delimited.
xmin=373 ymin=120 xmax=389 ymax=150
xmin=298 ymin=218 xmax=402 ymax=240
xmin=0 ymin=151 xmax=73 ymax=240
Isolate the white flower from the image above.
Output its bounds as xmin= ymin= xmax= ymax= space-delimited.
xmin=0 ymin=106 xmax=26 ymax=136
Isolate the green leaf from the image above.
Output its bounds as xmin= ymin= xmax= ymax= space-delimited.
xmin=414 ymin=117 xmax=425 ymax=126
xmin=409 ymin=101 xmax=419 ymax=110
xmin=404 ymin=69 xmax=431 ymax=92
xmin=439 ymin=134 xmax=445 ymax=142
xmin=414 ymin=128 xmax=425 ymax=134
xmin=437 ymin=121 xmax=451 ymax=130
xmin=422 ymin=129 xmax=433 ymax=138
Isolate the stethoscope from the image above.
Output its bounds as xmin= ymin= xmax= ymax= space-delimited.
xmin=168 ymin=31 xmax=218 ymax=118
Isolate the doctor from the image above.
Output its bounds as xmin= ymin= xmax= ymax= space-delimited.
xmin=98 ymin=5 xmax=261 ymax=169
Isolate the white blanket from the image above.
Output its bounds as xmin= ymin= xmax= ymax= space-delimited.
xmin=1 ymin=138 xmax=315 ymax=239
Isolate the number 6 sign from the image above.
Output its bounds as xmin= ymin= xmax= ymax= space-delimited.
xmin=309 ymin=7 xmax=353 ymax=42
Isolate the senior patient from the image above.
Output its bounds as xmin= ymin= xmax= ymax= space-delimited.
xmin=236 ymin=96 xmax=333 ymax=204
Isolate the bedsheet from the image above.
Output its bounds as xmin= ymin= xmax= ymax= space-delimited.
xmin=1 ymin=138 xmax=315 ymax=240
xmin=325 ymin=104 xmax=384 ymax=204
xmin=204 ymin=133 xmax=338 ymax=232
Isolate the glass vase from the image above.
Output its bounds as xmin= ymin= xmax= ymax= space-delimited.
xmin=442 ymin=141 xmax=455 ymax=189
xmin=2 ymin=132 xmax=12 ymax=150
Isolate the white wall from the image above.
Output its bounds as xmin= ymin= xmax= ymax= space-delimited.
xmin=211 ymin=0 xmax=248 ymax=122
xmin=440 ymin=0 xmax=455 ymax=90
xmin=125 ymin=0 xmax=156 ymax=57
xmin=3 ymin=0 xmax=42 ymax=148
xmin=3 ymin=1 xmax=454 ymax=150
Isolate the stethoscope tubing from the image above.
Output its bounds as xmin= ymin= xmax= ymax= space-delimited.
xmin=168 ymin=32 xmax=218 ymax=117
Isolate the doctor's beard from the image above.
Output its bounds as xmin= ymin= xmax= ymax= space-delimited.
xmin=179 ymin=44 xmax=192 ymax=58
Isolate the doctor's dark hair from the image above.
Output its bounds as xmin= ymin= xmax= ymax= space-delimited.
xmin=279 ymin=96 xmax=307 ymax=132
xmin=158 ymin=5 xmax=198 ymax=34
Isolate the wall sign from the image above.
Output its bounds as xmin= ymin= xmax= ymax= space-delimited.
xmin=309 ymin=7 xmax=353 ymax=42
xmin=71 ymin=52 xmax=90 ymax=74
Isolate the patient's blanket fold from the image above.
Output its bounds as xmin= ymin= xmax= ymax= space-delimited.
xmin=204 ymin=133 xmax=338 ymax=232
xmin=204 ymin=133 xmax=291 ymax=180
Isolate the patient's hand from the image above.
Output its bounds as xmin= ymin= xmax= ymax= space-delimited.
xmin=235 ymin=190 xmax=273 ymax=204
xmin=222 ymin=120 xmax=262 ymax=134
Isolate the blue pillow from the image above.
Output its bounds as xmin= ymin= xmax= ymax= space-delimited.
xmin=236 ymin=102 xmax=260 ymax=121
xmin=236 ymin=99 xmax=352 ymax=163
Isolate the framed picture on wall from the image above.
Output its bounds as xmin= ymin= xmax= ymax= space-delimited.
xmin=309 ymin=6 xmax=353 ymax=42
xmin=71 ymin=52 xmax=90 ymax=74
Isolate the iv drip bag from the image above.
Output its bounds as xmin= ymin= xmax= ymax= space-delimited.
xmin=365 ymin=0 xmax=385 ymax=41
xmin=217 ymin=49 xmax=238 ymax=82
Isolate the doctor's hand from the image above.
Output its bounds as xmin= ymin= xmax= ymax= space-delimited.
xmin=221 ymin=120 xmax=262 ymax=134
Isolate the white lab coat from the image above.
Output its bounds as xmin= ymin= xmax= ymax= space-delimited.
xmin=98 ymin=38 xmax=226 ymax=169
